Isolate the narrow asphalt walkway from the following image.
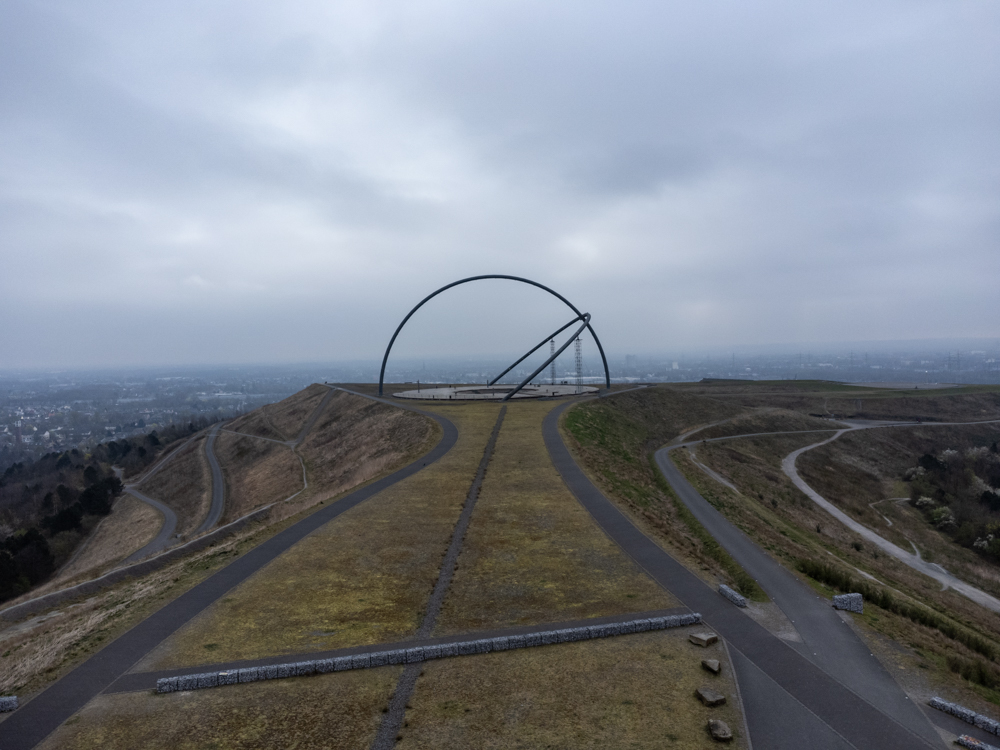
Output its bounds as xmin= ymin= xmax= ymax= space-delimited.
xmin=114 ymin=432 xmax=204 ymax=562
xmin=121 ymin=488 xmax=178 ymax=564
xmin=0 ymin=402 xmax=459 ymax=750
xmin=193 ymin=423 xmax=226 ymax=536
xmin=781 ymin=422 xmax=1000 ymax=613
xmin=544 ymin=401 xmax=942 ymax=750
xmin=654 ymin=440 xmax=941 ymax=746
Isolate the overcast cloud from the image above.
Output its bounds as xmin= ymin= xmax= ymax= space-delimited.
xmin=2 ymin=0 xmax=998 ymax=368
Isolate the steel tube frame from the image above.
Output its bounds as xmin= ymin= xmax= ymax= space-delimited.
xmin=501 ymin=314 xmax=590 ymax=402
xmin=378 ymin=275 xmax=611 ymax=396
xmin=487 ymin=313 xmax=587 ymax=386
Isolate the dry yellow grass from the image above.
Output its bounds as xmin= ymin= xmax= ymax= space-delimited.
xmin=0 ymin=523 xmax=268 ymax=696
xmin=225 ymin=409 xmax=284 ymax=441
xmin=139 ymin=403 xmax=500 ymax=670
xmin=437 ymin=400 xmax=675 ymax=634
xmin=263 ymin=383 xmax=329 ymax=440
xmin=36 ymin=667 xmax=400 ymax=750
xmin=55 ymin=495 xmax=162 ymax=582
xmin=137 ymin=434 xmax=212 ymax=536
xmin=400 ymin=628 xmax=746 ymax=749
xmin=214 ymin=431 xmax=303 ymax=523
xmin=296 ymin=390 xmax=436 ymax=506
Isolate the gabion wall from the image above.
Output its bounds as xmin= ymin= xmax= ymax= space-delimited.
xmin=157 ymin=613 xmax=702 ymax=693
xmin=718 ymin=584 xmax=747 ymax=608
xmin=956 ymin=734 xmax=1000 ymax=750
xmin=930 ymin=697 xmax=1000 ymax=737
xmin=832 ymin=593 xmax=863 ymax=614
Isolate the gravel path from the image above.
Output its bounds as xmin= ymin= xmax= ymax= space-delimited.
xmin=780 ymin=421 xmax=1000 ymax=614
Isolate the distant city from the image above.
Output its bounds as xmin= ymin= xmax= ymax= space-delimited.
xmin=2 ymin=342 xmax=998 ymax=464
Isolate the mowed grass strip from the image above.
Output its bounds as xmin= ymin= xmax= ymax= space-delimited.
xmin=399 ymin=629 xmax=746 ymax=749
xmin=140 ymin=403 xmax=500 ymax=670
xmin=437 ymin=400 xmax=675 ymax=634
xmin=37 ymin=667 xmax=401 ymax=750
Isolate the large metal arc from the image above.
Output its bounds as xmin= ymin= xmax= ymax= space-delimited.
xmin=378 ymin=275 xmax=611 ymax=396
xmin=488 ymin=313 xmax=587 ymax=386
xmin=501 ymin=313 xmax=591 ymax=402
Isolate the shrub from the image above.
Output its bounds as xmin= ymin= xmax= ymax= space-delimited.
xmin=798 ymin=558 xmax=996 ymax=660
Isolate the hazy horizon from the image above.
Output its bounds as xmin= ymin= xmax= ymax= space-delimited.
xmin=3 ymin=1 xmax=998 ymax=369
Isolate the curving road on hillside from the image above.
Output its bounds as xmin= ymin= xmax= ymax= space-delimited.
xmin=0 ymin=391 xmax=458 ymax=750
xmin=651 ymin=415 xmax=1000 ymax=745
xmin=545 ymin=399 xmax=944 ymax=750
xmin=121 ymin=488 xmax=179 ymax=565
xmin=780 ymin=420 xmax=1000 ymax=613
xmin=193 ymin=423 xmax=226 ymax=536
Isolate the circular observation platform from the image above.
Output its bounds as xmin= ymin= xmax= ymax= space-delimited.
xmin=393 ymin=384 xmax=598 ymax=401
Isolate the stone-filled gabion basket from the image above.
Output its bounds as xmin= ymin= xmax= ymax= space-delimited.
xmin=0 ymin=696 xmax=18 ymax=712
xmin=832 ymin=593 xmax=863 ymax=614
xmin=930 ymin=697 xmax=1000 ymax=736
xmin=718 ymin=584 xmax=747 ymax=608
xmin=956 ymin=735 xmax=1000 ymax=750
xmin=157 ymin=613 xmax=702 ymax=694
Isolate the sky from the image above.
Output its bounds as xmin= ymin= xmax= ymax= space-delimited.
xmin=2 ymin=0 xmax=998 ymax=369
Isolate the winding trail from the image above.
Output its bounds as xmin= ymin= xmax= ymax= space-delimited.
xmin=545 ymin=401 xmax=942 ymax=749
xmin=780 ymin=421 xmax=1000 ymax=613
xmin=115 ymin=430 xmax=207 ymax=562
xmin=0 ymin=394 xmax=458 ymax=750
xmin=193 ymin=423 xmax=226 ymax=536
xmin=121 ymin=488 xmax=179 ymax=564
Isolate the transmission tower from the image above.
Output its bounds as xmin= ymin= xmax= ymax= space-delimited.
xmin=575 ymin=337 xmax=582 ymax=394
xmin=550 ymin=339 xmax=556 ymax=385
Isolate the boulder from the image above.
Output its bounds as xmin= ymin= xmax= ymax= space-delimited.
xmin=689 ymin=632 xmax=719 ymax=647
xmin=702 ymin=659 xmax=721 ymax=675
xmin=707 ymin=718 xmax=733 ymax=742
xmin=696 ymin=687 xmax=727 ymax=707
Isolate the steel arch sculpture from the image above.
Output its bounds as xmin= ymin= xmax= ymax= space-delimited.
xmin=378 ymin=275 xmax=611 ymax=397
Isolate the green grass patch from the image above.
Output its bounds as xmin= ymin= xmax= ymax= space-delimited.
xmin=563 ymin=391 xmax=764 ymax=601
xmin=649 ymin=453 xmax=765 ymax=601
xmin=798 ymin=558 xmax=998 ymax=663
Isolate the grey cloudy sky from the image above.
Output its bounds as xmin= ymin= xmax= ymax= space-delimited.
xmin=2 ymin=0 xmax=998 ymax=368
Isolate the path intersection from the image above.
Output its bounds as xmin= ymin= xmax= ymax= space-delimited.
xmin=0 ymin=387 xmax=973 ymax=748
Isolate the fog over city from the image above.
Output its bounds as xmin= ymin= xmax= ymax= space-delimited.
xmin=2 ymin=0 xmax=998 ymax=369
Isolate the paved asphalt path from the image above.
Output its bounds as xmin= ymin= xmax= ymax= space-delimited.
xmin=120 ymin=488 xmax=179 ymax=565
xmin=781 ymin=420 xmax=1000 ymax=613
xmin=193 ymin=423 xmax=226 ymax=536
xmin=0 ymin=400 xmax=459 ymax=750
xmin=544 ymin=401 xmax=943 ymax=750
xmin=655 ymin=439 xmax=942 ymax=746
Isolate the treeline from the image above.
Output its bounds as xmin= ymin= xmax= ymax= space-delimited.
xmin=0 ymin=470 xmax=122 ymax=602
xmin=0 ymin=415 xmax=220 ymax=604
xmin=906 ymin=442 xmax=1000 ymax=559
xmin=91 ymin=415 xmax=219 ymax=478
